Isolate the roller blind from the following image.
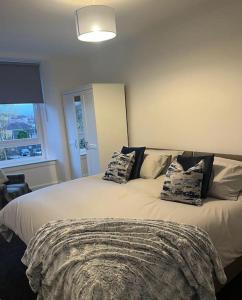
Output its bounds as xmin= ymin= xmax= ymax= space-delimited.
xmin=0 ymin=62 xmax=43 ymax=104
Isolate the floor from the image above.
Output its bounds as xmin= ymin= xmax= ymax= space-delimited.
xmin=217 ymin=273 xmax=242 ymax=300
xmin=0 ymin=235 xmax=241 ymax=300
xmin=0 ymin=235 xmax=36 ymax=300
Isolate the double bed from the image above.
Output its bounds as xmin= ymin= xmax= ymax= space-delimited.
xmin=1 ymin=149 xmax=242 ymax=298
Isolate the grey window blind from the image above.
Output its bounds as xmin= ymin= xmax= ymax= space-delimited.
xmin=0 ymin=62 xmax=43 ymax=104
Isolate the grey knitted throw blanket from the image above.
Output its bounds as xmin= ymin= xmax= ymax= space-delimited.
xmin=22 ymin=219 xmax=226 ymax=300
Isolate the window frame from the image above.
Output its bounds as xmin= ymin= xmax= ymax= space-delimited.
xmin=0 ymin=103 xmax=46 ymax=165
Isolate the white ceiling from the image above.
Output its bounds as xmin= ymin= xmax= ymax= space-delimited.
xmin=0 ymin=0 xmax=205 ymax=58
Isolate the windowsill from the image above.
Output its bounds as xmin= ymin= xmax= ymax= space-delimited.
xmin=0 ymin=157 xmax=57 ymax=169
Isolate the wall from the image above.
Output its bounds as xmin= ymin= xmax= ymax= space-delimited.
xmin=1 ymin=0 xmax=242 ymax=187
xmin=87 ymin=0 xmax=242 ymax=155
xmin=3 ymin=160 xmax=58 ymax=190
xmin=92 ymin=84 xmax=128 ymax=171
xmin=0 ymin=53 xmax=92 ymax=185
xmin=40 ymin=56 xmax=91 ymax=181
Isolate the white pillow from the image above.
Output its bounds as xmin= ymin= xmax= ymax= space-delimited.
xmin=140 ymin=154 xmax=171 ymax=179
xmin=0 ymin=169 xmax=8 ymax=184
xmin=209 ymin=157 xmax=242 ymax=200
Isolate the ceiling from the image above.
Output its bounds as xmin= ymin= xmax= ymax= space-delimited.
xmin=0 ymin=0 xmax=206 ymax=58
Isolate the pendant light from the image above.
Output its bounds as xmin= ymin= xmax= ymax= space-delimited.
xmin=75 ymin=5 xmax=116 ymax=43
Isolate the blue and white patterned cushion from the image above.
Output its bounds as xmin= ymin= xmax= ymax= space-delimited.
xmin=103 ymin=151 xmax=135 ymax=184
xmin=161 ymin=159 xmax=205 ymax=206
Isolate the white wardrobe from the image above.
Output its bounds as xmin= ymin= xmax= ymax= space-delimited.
xmin=63 ymin=84 xmax=128 ymax=179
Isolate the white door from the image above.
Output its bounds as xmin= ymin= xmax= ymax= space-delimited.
xmin=81 ymin=90 xmax=100 ymax=175
xmin=63 ymin=94 xmax=82 ymax=179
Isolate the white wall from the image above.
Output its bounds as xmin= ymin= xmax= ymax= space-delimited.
xmin=2 ymin=0 xmax=242 ymax=188
xmin=92 ymin=84 xmax=128 ymax=171
xmin=0 ymin=53 xmax=92 ymax=185
xmin=3 ymin=160 xmax=58 ymax=190
xmin=40 ymin=56 xmax=91 ymax=181
xmin=86 ymin=0 xmax=242 ymax=155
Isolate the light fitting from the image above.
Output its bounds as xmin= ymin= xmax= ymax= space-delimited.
xmin=75 ymin=5 xmax=116 ymax=43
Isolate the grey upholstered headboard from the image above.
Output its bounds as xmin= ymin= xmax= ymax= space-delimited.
xmin=192 ymin=151 xmax=242 ymax=162
xmin=147 ymin=148 xmax=193 ymax=157
xmin=147 ymin=148 xmax=242 ymax=162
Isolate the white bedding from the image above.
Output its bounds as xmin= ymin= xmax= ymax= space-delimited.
xmin=1 ymin=175 xmax=242 ymax=267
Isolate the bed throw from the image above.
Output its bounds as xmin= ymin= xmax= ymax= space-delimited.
xmin=22 ymin=218 xmax=226 ymax=300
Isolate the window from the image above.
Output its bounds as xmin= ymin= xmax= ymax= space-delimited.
xmin=74 ymin=96 xmax=87 ymax=152
xmin=0 ymin=103 xmax=44 ymax=163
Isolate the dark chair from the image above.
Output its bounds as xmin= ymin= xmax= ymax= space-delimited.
xmin=0 ymin=174 xmax=31 ymax=209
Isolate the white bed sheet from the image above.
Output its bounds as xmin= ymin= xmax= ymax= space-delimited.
xmin=1 ymin=175 xmax=242 ymax=267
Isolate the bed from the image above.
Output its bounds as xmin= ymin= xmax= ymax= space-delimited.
xmin=1 ymin=150 xmax=242 ymax=297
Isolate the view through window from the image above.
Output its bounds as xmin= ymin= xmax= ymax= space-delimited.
xmin=0 ymin=104 xmax=42 ymax=162
xmin=75 ymin=98 xmax=86 ymax=151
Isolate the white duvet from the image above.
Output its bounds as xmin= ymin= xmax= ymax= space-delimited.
xmin=1 ymin=175 xmax=242 ymax=268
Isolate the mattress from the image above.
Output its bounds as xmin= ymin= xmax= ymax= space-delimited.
xmin=1 ymin=174 xmax=242 ymax=267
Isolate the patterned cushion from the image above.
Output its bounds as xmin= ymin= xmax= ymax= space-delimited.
xmin=161 ymin=159 xmax=205 ymax=206
xmin=177 ymin=155 xmax=214 ymax=198
xmin=103 ymin=151 xmax=135 ymax=184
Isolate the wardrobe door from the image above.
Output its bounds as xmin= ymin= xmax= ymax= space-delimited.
xmin=81 ymin=90 xmax=100 ymax=175
xmin=63 ymin=94 xmax=82 ymax=179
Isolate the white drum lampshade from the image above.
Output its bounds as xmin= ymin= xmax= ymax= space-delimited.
xmin=75 ymin=5 xmax=116 ymax=42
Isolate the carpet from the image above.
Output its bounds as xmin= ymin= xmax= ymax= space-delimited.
xmin=0 ymin=235 xmax=36 ymax=300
